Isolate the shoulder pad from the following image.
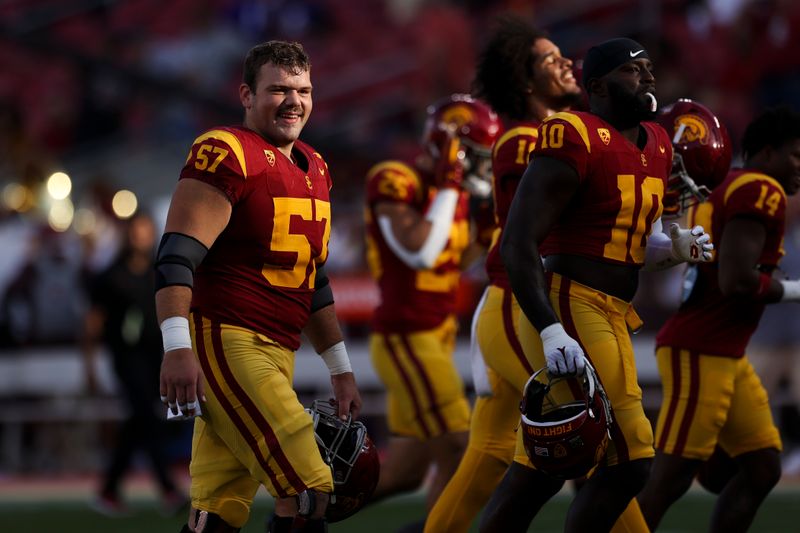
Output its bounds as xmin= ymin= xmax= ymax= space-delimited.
xmin=189 ymin=128 xmax=248 ymax=176
xmin=542 ymin=112 xmax=592 ymax=153
xmin=493 ymin=125 xmax=540 ymax=158
xmin=366 ymin=161 xmax=424 ymax=203
xmin=724 ymin=172 xmax=786 ymax=205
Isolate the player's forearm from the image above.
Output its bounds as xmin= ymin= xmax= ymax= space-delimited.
xmin=378 ymin=189 xmax=458 ymax=268
xmin=304 ymin=304 xmax=345 ymax=353
xmin=501 ymin=234 xmax=559 ymax=332
xmin=155 ymin=286 xmax=193 ymax=323
xmin=642 ymin=230 xmax=679 ymax=271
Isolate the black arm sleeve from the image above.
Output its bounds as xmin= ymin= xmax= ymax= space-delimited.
xmin=310 ymin=264 xmax=334 ymax=312
xmin=155 ymin=232 xmax=209 ymax=291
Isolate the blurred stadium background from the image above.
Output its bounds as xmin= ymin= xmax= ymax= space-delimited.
xmin=1 ymin=0 xmax=800 ymax=531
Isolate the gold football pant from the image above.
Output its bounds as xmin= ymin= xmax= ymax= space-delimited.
xmin=425 ymin=287 xmax=525 ymax=532
xmin=513 ymin=273 xmax=654 ymax=468
xmin=188 ymin=314 xmax=332 ymax=528
xmin=370 ymin=316 xmax=470 ymax=439
xmin=655 ymin=346 xmax=782 ymax=459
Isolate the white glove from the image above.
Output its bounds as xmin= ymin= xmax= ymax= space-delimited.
xmin=781 ymin=279 xmax=800 ymax=302
xmin=540 ymin=323 xmax=587 ymax=376
xmin=669 ymin=223 xmax=713 ymax=263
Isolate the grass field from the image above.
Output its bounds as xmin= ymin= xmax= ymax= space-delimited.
xmin=1 ymin=485 xmax=797 ymax=533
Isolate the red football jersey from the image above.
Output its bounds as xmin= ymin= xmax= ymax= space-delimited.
xmin=485 ymin=122 xmax=541 ymax=289
xmin=533 ymin=111 xmax=672 ymax=266
xmin=656 ymin=170 xmax=788 ymax=357
xmin=364 ymin=160 xmax=470 ymax=333
xmin=180 ymin=126 xmax=332 ymax=350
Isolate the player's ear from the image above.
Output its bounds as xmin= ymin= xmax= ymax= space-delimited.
xmin=586 ymin=78 xmax=604 ymax=97
xmin=239 ymin=83 xmax=253 ymax=109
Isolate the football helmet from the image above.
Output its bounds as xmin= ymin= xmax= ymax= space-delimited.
xmin=520 ymin=365 xmax=612 ymax=480
xmin=422 ymin=93 xmax=501 ymax=198
xmin=307 ymin=400 xmax=379 ymax=523
xmin=657 ymin=98 xmax=732 ymax=217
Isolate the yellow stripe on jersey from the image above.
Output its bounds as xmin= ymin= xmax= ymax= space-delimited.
xmin=492 ymin=126 xmax=539 ymax=158
xmin=366 ymin=161 xmax=425 ymax=203
xmin=543 ymin=112 xmax=591 ymax=153
xmin=194 ymin=129 xmax=248 ymax=177
xmin=689 ymin=201 xmax=715 ymax=246
xmin=723 ymin=172 xmax=786 ymax=206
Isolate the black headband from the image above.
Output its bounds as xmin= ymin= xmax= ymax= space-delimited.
xmin=582 ymin=38 xmax=650 ymax=88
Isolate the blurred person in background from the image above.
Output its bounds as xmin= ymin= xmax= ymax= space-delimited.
xmin=424 ymin=17 xmax=585 ymax=533
xmin=4 ymin=225 xmax=86 ymax=346
xmin=638 ymin=107 xmax=800 ymax=533
xmin=83 ymin=211 xmax=187 ymax=516
xmin=155 ymin=40 xmax=362 ymax=533
xmin=482 ymin=38 xmax=713 ymax=532
xmin=364 ymin=93 xmax=500 ymax=526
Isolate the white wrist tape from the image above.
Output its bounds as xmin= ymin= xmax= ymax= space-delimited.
xmin=320 ymin=341 xmax=352 ymax=375
xmin=160 ymin=316 xmax=192 ymax=353
xmin=781 ymin=279 xmax=800 ymax=302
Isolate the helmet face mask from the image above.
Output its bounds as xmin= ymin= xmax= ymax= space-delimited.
xmin=422 ymin=93 xmax=501 ymax=198
xmin=663 ymin=151 xmax=713 ymax=218
xmin=657 ymin=98 xmax=732 ymax=217
xmin=519 ymin=366 xmax=612 ymax=480
xmin=460 ymin=138 xmax=494 ymax=197
xmin=307 ymin=400 xmax=379 ymax=522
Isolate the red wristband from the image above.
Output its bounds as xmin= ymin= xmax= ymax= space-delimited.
xmin=755 ymin=272 xmax=772 ymax=299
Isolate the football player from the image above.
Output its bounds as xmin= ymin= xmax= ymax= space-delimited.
xmin=424 ymin=18 xmax=585 ymax=533
xmin=156 ymin=41 xmax=362 ymax=533
xmin=637 ymin=107 xmax=800 ymax=532
xmin=480 ymin=38 xmax=713 ymax=532
xmin=364 ymin=94 xmax=500 ymax=517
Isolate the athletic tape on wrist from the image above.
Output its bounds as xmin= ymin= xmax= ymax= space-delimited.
xmin=320 ymin=341 xmax=352 ymax=375
xmin=780 ymin=279 xmax=800 ymax=302
xmin=160 ymin=316 xmax=192 ymax=353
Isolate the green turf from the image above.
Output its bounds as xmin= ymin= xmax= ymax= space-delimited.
xmin=1 ymin=489 xmax=796 ymax=532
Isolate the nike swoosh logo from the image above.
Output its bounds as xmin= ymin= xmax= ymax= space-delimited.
xmin=629 ymin=50 xmax=645 ymax=57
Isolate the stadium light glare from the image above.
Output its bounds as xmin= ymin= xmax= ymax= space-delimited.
xmin=2 ymin=183 xmax=28 ymax=211
xmin=73 ymin=208 xmax=97 ymax=236
xmin=46 ymin=172 xmax=72 ymax=200
xmin=112 ymin=189 xmax=138 ymax=219
xmin=48 ymin=198 xmax=74 ymax=232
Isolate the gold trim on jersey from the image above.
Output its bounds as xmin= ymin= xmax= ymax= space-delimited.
xmin=543 ymin=112 xmax=591 ymax=153
xmin=193 ymin=129 xmax=248 ymax=177
xmin=367 ymin=161 xmax=425 ymax=203
xmin=492 ymin=126 xmax=539 ymax=157
xmin=723 ymin=172 xmax=786 ymax=206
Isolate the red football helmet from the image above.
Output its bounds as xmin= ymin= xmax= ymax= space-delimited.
xmin=307 ymin=400 xmax=379 ymax=523
xmin=422 ymin=93 xmax=502 ymax=198
xmin=520 ymin=365 xmax=612 ymax=480
xmin=657 ymin=98 xmax=732 ymax=217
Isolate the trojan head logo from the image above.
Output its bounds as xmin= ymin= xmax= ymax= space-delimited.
xmin=554 ymin=443 xmax=567 ymax=459
xmin=305 ymin=175 xmax=313 ymax=191
xmin=440 ymin=104 xmax=474 ymax=130
xmin=673 ymin=114 xmax=709 ymax=145
xmin=594 ymin=432 xmax=610 ymax=464
xmin=264 ymin=149 xmax=275 ymax=167
xmin=597 ymin=128 xmax=611 ymax=145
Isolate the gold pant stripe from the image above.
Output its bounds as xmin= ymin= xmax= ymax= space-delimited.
xmin=398 ymin=333 xmax=449 ymax=434
xmin=656 ymin=348 xmax=701 ymax=455
xmin=194 ymin=315 xmax=303 ymax=497
xmin=382 ymin=333 xmax=433 ymax=438
xmin=654 ymin=346 xmax=781 ymax=459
